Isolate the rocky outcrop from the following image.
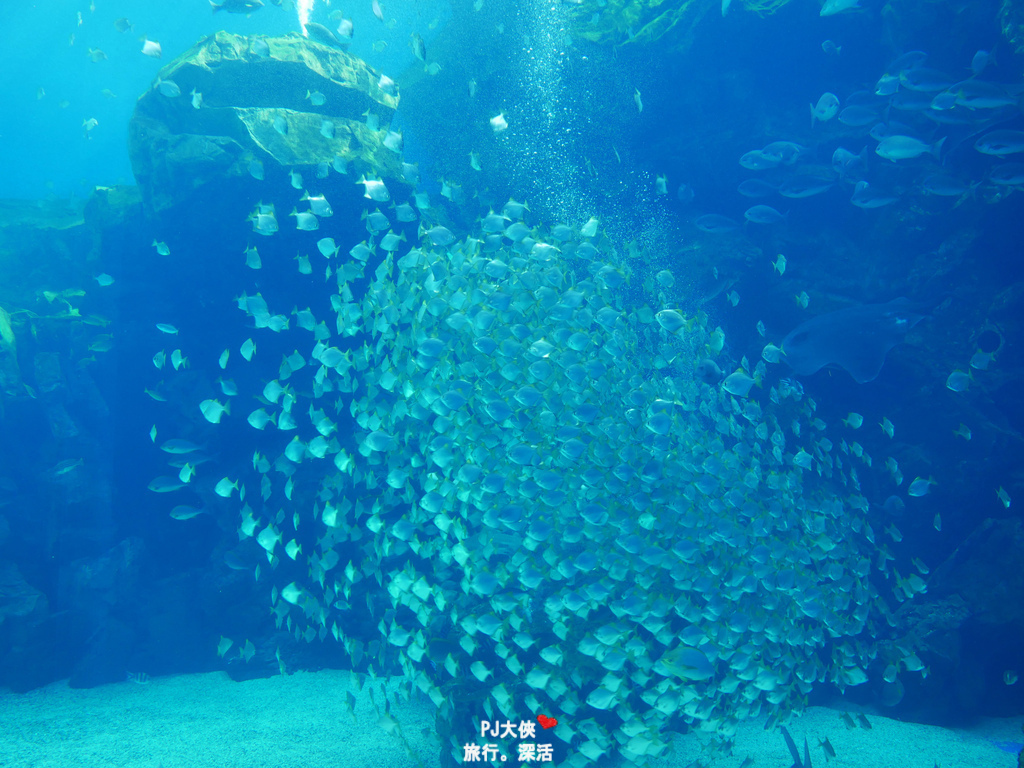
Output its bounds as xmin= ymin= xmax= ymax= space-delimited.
xmin=1001 ymin=0 xmax=1024 ymax=55
xmin=929 ymin=517 xmax=1024 ymax=628
xmin=0 ymin=562 xmax=46 ymax=624
xmin=128 ymin=31 xmax=403 ymax=213
xmin=569 ymin=0 xmax=715 ymax=47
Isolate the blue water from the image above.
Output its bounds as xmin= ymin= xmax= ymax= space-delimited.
xmin=1 ymin=0 xmax=1022 ymax=765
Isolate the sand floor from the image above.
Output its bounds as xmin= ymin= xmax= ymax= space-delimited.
xmin=0 ymin=670 xmax=1020 ymax=768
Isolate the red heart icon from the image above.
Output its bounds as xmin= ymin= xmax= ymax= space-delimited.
xmin=537 ymin=714 xmax=558 ymax=729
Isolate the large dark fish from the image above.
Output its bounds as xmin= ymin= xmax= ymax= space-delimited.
xmin=211 ymin=0 xmax=264 ymax=13
xmin=782 ymin=298 xmax=925 ymax=383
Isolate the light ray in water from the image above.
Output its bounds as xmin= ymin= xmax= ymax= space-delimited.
xmin=297 ymin=0 xmax=315 ymax=35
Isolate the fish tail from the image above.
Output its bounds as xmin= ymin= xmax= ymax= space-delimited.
xmin=780 ymin=726 xmax=802 ymax=767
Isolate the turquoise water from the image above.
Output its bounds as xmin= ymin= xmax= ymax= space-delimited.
xmin=0 ymin=1 xmax=1022 ymax=766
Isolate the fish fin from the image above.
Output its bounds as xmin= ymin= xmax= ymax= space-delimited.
xmin=780 ymin=726 xmax=802 ymax=767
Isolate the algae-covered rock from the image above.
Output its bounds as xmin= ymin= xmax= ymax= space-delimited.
xmin=567 ymin=0 xmax=785 ymax=48
xmin=128 ymin=31 xmax=403 ymax=213
xmin=1000 ymin=0 xmax=1024 ymax=54
xmin=569 ymin=0 xmax=715 ymax=47
xmin=82 ymin=185 xmax=142 ymax=232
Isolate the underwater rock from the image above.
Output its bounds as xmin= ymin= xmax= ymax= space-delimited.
xmin=0 ymin=562 xmax=57 ymax=692
xmin=33 ymin=352 xmax=62 ymax=395
xmin=59 ymin=538 xmax=146 ymax=618
xmin=44 ymin=402 xmax=79 ymax=441
xmin=567 ymin=0 xmax=794 ymax=48
xmin=128 ymin=31 xmax=402 ymax=213
xmin=0 ymin=562 xmax=46 ymax=624
xmin=928 ymin=517 xmax=1024 ymax=627
xmin=569 ymin=0 xmax=714 ymax=48
xmin=1000 ymin=0 xmax=1024 ymax=55
xmin=83 ymin=185 xmax=144 ymax=262
xmin=69 ymin=617 xmax=138 ymax=689
xmin=83 ymin=185 xmax=143 ymax=230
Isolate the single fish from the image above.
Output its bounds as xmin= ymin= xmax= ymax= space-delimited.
xmin=820 ymin=0 xmax=860 ymax=16
xmin=970 ymin=49 xmax=994 ymax=75
xmin=411 ymin=32 xmax=426 ymax=62
xmin=811 ymin=92 xmax=840 ymax=124
xmin=291 ymin=209 xmax=319 ymax=231
xmin=908 ymin=476 xmax=935 ymax=496
xmin=953 ymin=79 xmax=1016 ymax=109
xmin=996 ymin=487 xmax=1011 ymax=508
xmin=838 ymin=105 xmax=880 ymax=126
xmin=945 ymin=370 xmax=971 ymax=391
xmin=740 ymin=149 xmax=781 ymax=170
xmin=820 ymin=736 xmax=836 ymax=761
xmin=695 ymin=214 xmax=740 ymax=233
xmin=974 ymin=130 xmax=1024 ymax=157
xmin=723 ymin=371 xmax=755 ymax=397
xmin=161 ymin=439 xmax=202 ymax=454
xmin=745 ymin=204 xmax=786 ymax=224
xmin=157 ymin=81 xmax=182 ymax=99
xmin=851 ymin=181 xmax=898 ymax=208
xmin=141 ymin=38 xmax=162 ymax=58
xmin=305 ymin=22 xmax=343 ymax=47
xmin=876 ymin=135 xmax=945 ymax=162
xmin=148 ymin=476 xmax=186 ymax=493
xmin=211 ymin=0 xmax=264 ymax=12
xmin=170 ymin=505 xmax=207 ymax=520
xmin=899 ymin=67 xmax=954 ymax=92
xmin=215 ymin=478 xmax=239 ymax=498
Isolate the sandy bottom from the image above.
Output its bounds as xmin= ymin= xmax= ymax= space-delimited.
xmin=671 ymin=704 xmax=1022 ymax=768
xmin=0 ymin=670 xmax=1020 ymax=768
